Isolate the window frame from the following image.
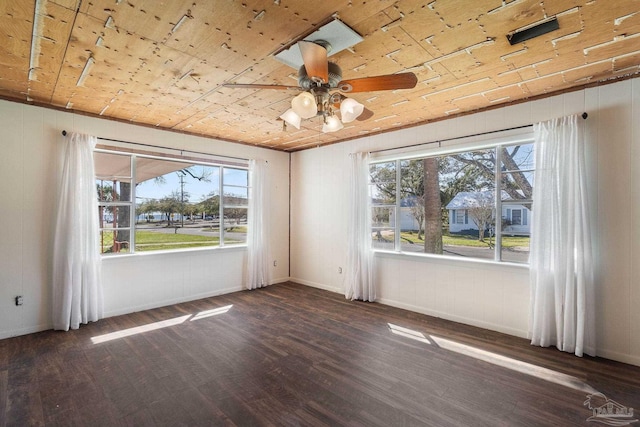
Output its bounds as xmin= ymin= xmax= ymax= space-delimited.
xmin=95 ymin=147 xmax=249 ymax=256
xmin=455 ymin=210 xmax=467 ymax=225
xmin=369 ymin=130 xmax=534 ymax=264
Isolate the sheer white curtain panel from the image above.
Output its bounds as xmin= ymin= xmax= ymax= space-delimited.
xmin=246 ymin=159 xmax=271 ymax=290
xmin=52 ymin=132 xmax=103 ymax=331
xmin=344 ymin=152 xmax=375 ymax=301
xmin=529 ymin=114 xmax=596 ymax=357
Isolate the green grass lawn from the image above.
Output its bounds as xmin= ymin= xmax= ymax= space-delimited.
xmin=135 ymin=231 xmax=220 ymax=251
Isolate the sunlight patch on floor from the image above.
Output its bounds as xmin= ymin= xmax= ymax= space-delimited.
xmin=91 ymin=315 xmax=191 ymax=344
xmin=91 ymin=304 xmax=233 ymax=344
xmin=388 ymin=323 xmax=599 ymax=395
xmin=190 ymin=304 xmax=233 ymax=321
xmin=388 ymin=323 xmax=433 ymax=344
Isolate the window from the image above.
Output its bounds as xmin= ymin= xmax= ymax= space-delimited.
xmin=95 ymin=150 xmax=248 ymax=255
xmin=370 ymin=141 xmax=534 ymax=263
xmin=370 ymin=161 xmax=397 ymax=251
xmin=511 ymin=209 xmax=522 ymax=225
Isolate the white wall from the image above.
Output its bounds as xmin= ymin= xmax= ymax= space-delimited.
xmin=0 ymin=99 xmax=290 ymax=339
xmin=291 ymin=77 xmax=640 ymax=367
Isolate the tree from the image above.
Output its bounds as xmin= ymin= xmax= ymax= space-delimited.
xmin=147 ymin=166 xmax=211 ymax=224
xmin=466 ymin=192 xmax=494 ymax=242
xmin=183 ymin=203 xmax=197 ymax=221
xmin=449 ymin=146 xmax=533 ymax=201
xmin=368 ymin=144 xmax=534 ymax=253
xmin=400 ymin=160 xmax=426 ymax=238
xmin=97 ymin=182 xmax=114 ymax=201
xmin=440 ymin=155 xmax=488 ymax=201
xmin=501 ymin=146 xmax=533 ymax=197
xmin=95 ymin=179 xmax=132 ymax=251
xmin=408 ymin=195 xmax=425 ymax=240
xmin=224 ymin=208 xmax=246 ymax=230
xmin=158 ymin=193 xmax=182 ymax=225
xmin=110 ymin=182 xmax=131 ymax=252
xmin=444 ymin=145 xmax=534 ymax=242
xmin=369 ymin=162 xmax=397 ymax=203
xmin=370 ymin=159 xmax=443 ymax=249
xmin=370 ymin=162 xmax=396 ymax=242
xmin=423 ymin=157 xmax=442 ymax=254
xmin=198 ymin=193 xmax=220 ymax=219
xmin=138 ymin=199 xmax=158 ymax=222
xmin=97 ymin=182 xmax=114 ymax=227
xmin=223 ymin=195 xmax=247 ymax=231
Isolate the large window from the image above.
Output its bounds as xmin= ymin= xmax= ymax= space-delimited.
xmin=370 ymin=141 xmax=534 ymax=263
xmin=95 ymin=150 xmax=248 ymax=255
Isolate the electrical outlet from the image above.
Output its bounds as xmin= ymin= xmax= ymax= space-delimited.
xmin=338 ymin=267 xmax=342 ymax=274
xmin=15 ymin=296 xmax=23 ymax=306
xmin=273 ymin=260 xmax=277 ymax=267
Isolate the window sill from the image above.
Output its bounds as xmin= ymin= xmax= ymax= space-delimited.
xmin=373 ymin=249 xmax=529 ymax=270
xmin=101 ymin=244 xmax=247 ymax=260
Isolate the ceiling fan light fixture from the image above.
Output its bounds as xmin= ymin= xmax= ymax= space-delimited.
xmin=322 ymin=115 xmax=344 ymax=133
xmin=279 ymin=109 xmax=301 ymax=129
xmin=340 ymin=97 xmax=364 ymax=123
xmin=291 ymin=91 xmax=318 ymax=119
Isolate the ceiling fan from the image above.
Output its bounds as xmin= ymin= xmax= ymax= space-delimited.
xmin=222 ymin=40 xmax=418 ymax=133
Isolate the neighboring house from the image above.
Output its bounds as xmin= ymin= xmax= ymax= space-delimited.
xmin=445 ymin=191 xmax=531 ymax=235
xmin=389 ymin=196 xmax=422 ymax=231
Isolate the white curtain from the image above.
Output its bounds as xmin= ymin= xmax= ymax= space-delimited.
xmin=344 ymin=152 xmax=375 ymax=301
xmin=529 ymin=114 xmax=596 ymax=357
xmin=246 ymin=159 xmax=271 ymax=290
xmin=52 ymin=132 xmax=103 ymax=331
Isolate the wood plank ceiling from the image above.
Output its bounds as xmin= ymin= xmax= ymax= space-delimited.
xmin=1 ymin=0 xmax=639 ymax=152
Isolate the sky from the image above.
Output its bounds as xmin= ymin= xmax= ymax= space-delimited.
xmin=136 ymin=165 xmax=248 ymax=204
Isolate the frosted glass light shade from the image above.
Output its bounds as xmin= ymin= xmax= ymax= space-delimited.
xmin=339 ymin=97 xmax=364 ymax=123
xmin=322 ymin=115 xmax=344 ymax=133
xmin=279 ymin=109 xmax=301 ymax=129
xmin=291 ymin=91 xmax=318 ymax=119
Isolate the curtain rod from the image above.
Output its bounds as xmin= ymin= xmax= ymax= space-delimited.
xmin=61 ymin=130 xmax=249 ymax=162
xmin=370 ymin=112 xmax=588 ymax=155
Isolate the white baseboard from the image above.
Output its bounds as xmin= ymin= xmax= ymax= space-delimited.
xmin=289 ymin=277 xmax=341 ymax=294
xmin=104 ymin=278 xmax=292 ymax=319
xmin=376 ymin=297 xmax=529 ymax=339
xmin=291 ymin=280 xmax=527 ymax=338
xmin=104 ymin=285 xmax=244 ymax=318
xmin=596 ymin=349 xmax=640 ymax=367
xmin=0 ymin=323 xmax=52 ymax=340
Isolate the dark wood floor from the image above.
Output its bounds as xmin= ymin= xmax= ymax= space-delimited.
xmin=1 ymin=282 xmax=639 ymax=426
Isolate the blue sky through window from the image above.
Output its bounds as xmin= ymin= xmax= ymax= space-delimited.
xmin=136 ymin=165 xmax=248 ymax=204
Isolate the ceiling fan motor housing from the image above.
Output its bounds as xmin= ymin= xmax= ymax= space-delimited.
xmin=298 ymin=62 xmax=342 ymax=89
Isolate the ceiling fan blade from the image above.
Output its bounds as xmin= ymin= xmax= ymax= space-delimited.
xmin=298 ymin=40 xmax=328 ymax=83
xmin=222 ymin=83 xmax=301 ymax=90
xmin=337 ymin=72 xmax=418 ymax=93
xmin=357 ymin=107 xmax=374 ymax=121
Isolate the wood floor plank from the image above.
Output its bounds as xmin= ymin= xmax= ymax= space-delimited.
xmin=2 ymin=282 xmax=640 ymax=426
